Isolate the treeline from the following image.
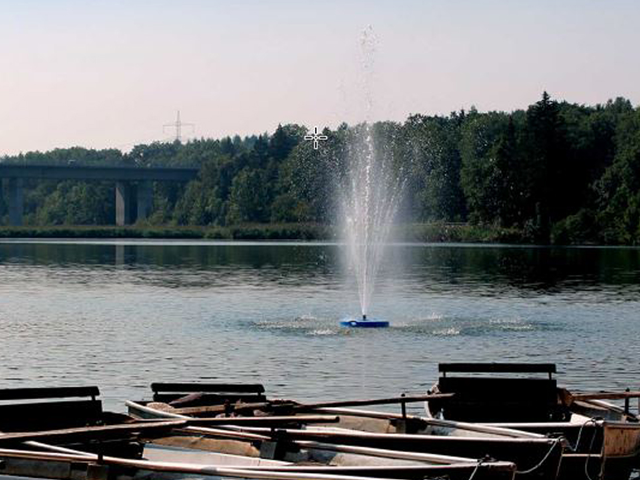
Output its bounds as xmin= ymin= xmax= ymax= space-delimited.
xmin=1 ymin=92 xmax=639 ymax=245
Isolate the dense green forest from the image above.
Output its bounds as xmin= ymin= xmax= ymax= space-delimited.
xmin=1 ymin=93 xmax=640 ymax=245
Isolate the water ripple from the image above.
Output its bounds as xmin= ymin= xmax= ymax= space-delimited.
xmin=0 ymin=241 xmax=639 ymax=411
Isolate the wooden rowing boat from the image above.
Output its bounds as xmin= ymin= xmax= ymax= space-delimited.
xmin=0 ymin=412 xmax=519 ymax=480
xmin=0 ymin=445 xmax=518 ymax=480
xmin=424 ymin=363 xmax=640 ymax=480
xmin=0 ymin=386 xmax=151 ymax=458
xmin=127 ymin=384 xmax=563 ymax=479
xmin=0 ymin=385 xmax=517 ymax=480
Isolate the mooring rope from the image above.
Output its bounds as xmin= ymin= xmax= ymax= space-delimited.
xmin=566 ymin=417 xmax=602 ymax=480
xmin=572 ymin=417 xmax=599 ymax=452
xmin=467 ymin=458 xmax=484 ymax=480
xmin=515 ymin=440 xmax=560 ymax=476
xmin=584 ymin=417 xmax=602 ymax=480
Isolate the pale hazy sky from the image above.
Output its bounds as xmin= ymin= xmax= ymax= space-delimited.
xmin=1 ymin=0 xmax=638 ymax=155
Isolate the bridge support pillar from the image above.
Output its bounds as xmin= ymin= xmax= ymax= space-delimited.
xmin=8 ymin=178 xmax=24 ymax=226
xmin=137 ymin=180 xmax=153 ymax=222
xmin=115 ymin=181 xmax=133 ymax=226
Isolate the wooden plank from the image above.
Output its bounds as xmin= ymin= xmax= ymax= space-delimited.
xmin=0 ymin=420 xmax=185 ymax=445
xmin=151 ymin=383 xmax=265 ymax=394
xmin=439 ymin=363 xmax=556 ymax=374
xmin=0 ymin=386 xmax=100 ymax=401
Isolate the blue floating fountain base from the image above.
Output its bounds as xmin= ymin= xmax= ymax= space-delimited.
xmin=340 ymin=316 xmax=389 ymax=328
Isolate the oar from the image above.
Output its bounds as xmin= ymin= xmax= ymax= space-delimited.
xmin=563 ymin=389 xmax=640 ymax=416
xmin=0 ymin=420 xmax=185 ymax=446
xmin=162 ymin=426 xmax=478 ymax=465
xmin=171 ymin=401 xmax=297 ymax=416
xmin=0 ymin=446 xmax=407 ymax=480
xmin=171 ymin=393 xmax=452 ymax=416
xmin=293 ymin=393 xmax=453 ymax=411
xmin=568 ymin=391 xmax=640 ymax=401
xmin=183 ymin=415 xmax=340 ymax=426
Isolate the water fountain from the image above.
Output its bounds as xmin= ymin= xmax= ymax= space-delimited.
xmin=339 ymin=27 xmax=405 ymax=328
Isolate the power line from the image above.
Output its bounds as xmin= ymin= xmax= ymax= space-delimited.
xmin=163 ymin=110 xmax=195 ymax=143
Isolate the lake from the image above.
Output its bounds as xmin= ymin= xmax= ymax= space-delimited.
xmin=0 ymin=239 xmax=639 ymax=412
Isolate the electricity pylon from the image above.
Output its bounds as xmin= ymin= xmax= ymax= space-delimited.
xmin=163 ymin=110 xmax=195 ymax=143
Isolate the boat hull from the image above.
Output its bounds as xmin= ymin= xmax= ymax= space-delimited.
xmin=127 ymin=400 xmax=561 ymax=480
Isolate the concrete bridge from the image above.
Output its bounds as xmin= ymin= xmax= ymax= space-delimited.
xmin=0 ymin=164 xmax=199 ymax=226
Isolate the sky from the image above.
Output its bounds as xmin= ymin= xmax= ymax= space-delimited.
xmin=0 ymin=0 xmax=639 ymax=155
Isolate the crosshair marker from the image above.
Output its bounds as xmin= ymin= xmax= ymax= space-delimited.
xmin=304 ymin=126 xmax=328 ymax=150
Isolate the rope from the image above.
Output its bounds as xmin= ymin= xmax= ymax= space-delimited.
xmin=572 ymin=417 xmax=599 ymax=452
xmin=584 ymin=418 xmax=602 ymax=480
xmin=567 ymin=417 xmax=602 ymax=480
xmin=516 ymin=440 xmax=560 ymax=475
xmin=467 ymin=458 xmax=484 ymax=480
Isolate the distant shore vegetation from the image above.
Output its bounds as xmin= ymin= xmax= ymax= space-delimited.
xmin=0 ymin=223 xmax=523 ymax=244
xmin=1 ymin=93 xmax=640 ymax=245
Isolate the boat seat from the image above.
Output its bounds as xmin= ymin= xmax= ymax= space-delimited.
xmin=0 ymin=386 xmax=103 ymax=431
xmin=151 ymin=382 xmax=267 ymax=406
xmin=434 ymin=376 xmax=565 ymax=422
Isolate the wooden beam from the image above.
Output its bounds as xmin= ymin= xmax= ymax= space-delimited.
xmin=171 ymin=401 xmax=294 ymax=416
xmin=439 ymin=363 xmax=556 ymax=375
xmin=570 ymin=391 xmax=640 ymax=401
xmin=0 ymin=386 xmax=100 ymax=401
xmin=296 ymin=393 xmax=454 ymax=410
xmin=0 ymin=420 xmax=185 ymax=445
xmin=151 ymin=383 xmax=265 ymax=394
xmin=184 ymin=415 xmax=339 ymax=426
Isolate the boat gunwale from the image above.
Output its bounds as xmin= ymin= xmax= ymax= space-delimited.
xmin=0 ymin=447 xmax=517 ymax=478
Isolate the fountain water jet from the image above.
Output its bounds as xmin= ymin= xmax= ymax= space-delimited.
xmin=339 ymin=27 xmax=405 ymax=328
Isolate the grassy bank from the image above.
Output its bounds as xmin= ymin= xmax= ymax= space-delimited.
xmin=401 ymin=223 xmax=527 ymax=244
xmin=0 ymin=223 xmax=530 ymax=243
xmin=0 ymin=223 xmax=331 ymax=240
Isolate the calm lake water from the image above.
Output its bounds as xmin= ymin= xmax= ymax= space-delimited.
xmin=0 ymin=239 xmax=639 ymax=412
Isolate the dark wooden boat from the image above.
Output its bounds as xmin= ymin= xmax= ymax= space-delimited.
xmin=127 ymin=383 xmax=563 ymax=479
xmin=0 ymin=386 xmax=122 ymax=430
xmin=138 ymin=429 xmax=519 ymax=480
xmin=0 ymin=386 xmax=516 ymax=480
xmin=0 ymin=386 xmax=156 ymax=458
xmin=0 ymin=411 xmax=519 ymax=480
xmin=425 ymin=363 xmax=640 ymax=480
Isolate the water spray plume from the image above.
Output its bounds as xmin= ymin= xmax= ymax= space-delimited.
xmin=340 ymin=27 xmax=406 ymax=326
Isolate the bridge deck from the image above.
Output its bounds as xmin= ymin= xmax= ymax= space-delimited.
xmin=0 ymin=164 xmax=199 ymax=182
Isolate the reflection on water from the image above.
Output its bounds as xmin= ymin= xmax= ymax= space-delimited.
xmin=0 ymin=240 xmax=639 ymax=411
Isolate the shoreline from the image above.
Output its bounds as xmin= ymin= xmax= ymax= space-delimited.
xmin=0 ymin=223 xmax=630 ymax=246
